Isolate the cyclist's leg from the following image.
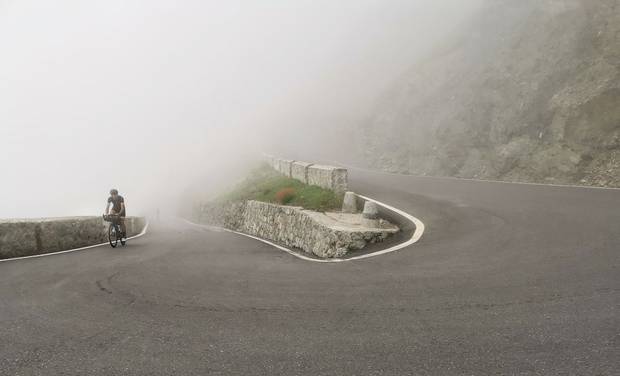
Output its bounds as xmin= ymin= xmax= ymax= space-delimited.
xmin=110 ymin=209 xmax=125 ymax=236
xmin=120 ymin=215 xmax=127 ymax=236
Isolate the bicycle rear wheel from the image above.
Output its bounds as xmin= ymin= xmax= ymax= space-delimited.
xmin=108 ymin=224 xmax=118 ymax=248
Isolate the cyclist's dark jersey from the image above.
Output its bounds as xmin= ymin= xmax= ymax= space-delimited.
xmin=108 ymin=195 xmax=126 ymax=216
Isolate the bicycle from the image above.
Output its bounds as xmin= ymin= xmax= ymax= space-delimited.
xmin=103 ymin=214 xmax=126 ymax=248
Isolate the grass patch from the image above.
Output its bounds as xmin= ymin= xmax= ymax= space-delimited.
xmin=217 ymin=164 xmax=343 ymax=212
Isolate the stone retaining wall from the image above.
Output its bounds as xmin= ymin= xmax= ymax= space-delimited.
xmin=291 ymin=161 xmax=312 ymax=183
xmin=265 ymin=155 xmax=348 ymax=193
xmin=0 ymin=216 xmax=146 ymax=259
xmin=278 ymin=159 xmax=294 ymax=178
xmin=195 ymin=200 xmax=393 ymax=258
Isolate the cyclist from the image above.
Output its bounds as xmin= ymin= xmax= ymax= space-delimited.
xmin=105 ymin=189 xmax=126 ymax=237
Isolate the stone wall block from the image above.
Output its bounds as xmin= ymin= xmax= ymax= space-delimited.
xmin=278 ymin=159 xmax=294 ymax=177
xmin=332 ymin=168 xmax=348 ymax=193
xmin=291 ymin=161 xmax=313 ymax=184
xmin=307 ymin=165 xmax=335 ymax=189
xmin=0 ymin=217 xmax=146 ymax=259
xmin=266 ymin=156 xmax=349 ymax=193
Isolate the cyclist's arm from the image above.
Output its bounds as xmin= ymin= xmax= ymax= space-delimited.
xmin=120 ymin=202 xmax=125 ymax=215
xmin=105 ymin=202 xmax=110 ymax=215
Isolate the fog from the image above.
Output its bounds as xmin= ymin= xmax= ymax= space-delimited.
xmin=1 ymin=0 xmax=482 ymax=219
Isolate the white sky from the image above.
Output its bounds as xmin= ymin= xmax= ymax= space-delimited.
xmin=0 ymin=0 xmax=482 ymax=218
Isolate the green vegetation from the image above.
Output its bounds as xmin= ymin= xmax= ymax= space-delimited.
xmin=217 ymin=164 xmax=343 ymax=212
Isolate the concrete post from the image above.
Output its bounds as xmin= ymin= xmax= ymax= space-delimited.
xmin=332 ymin=168 xmax=348 ymax=193
xmin=342 ymin=192 xmax=357 ymax=213
xmin=362 ymin=201 xmax=379 ymax=227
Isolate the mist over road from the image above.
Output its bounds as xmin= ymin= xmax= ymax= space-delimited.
xmin=0 ymin=0 xmax=482 ymax=219
xmin=1 ymin=169 xmax=618 ymax=375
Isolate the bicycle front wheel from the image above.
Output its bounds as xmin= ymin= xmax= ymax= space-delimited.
xmin=108 ymin=224 xmax=118 ymax=248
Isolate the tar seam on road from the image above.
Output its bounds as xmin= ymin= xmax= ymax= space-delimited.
xmin=0 ymin=222 xmax=150 ymax=263
xmin=184 ymin=193 xmax=425 ymax=263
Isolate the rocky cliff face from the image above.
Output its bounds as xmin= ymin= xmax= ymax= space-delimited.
xmin=360 ymin=0 xmax=620 ymax=187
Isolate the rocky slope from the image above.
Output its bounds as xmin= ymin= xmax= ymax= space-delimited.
xmin=360 ymin=0 xmax=620 ymax=187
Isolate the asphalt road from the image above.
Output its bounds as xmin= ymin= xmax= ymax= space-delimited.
xmin=1 ymin=168 xmax=619 ymax=375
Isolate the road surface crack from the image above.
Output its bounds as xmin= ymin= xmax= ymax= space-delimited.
xmin=94 ymin=272 xmax=120 ymax=294
xmin=95 ymin=280 xmax=112 ymax=294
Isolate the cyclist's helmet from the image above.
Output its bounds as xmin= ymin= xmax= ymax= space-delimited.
xmin=110 ymin=189 xmax=119 ymax=195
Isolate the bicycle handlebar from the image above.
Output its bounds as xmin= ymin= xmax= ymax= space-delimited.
xmin=103 ymin=214 xmax=122 ymax=222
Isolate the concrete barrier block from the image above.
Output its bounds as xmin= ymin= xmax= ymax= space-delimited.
xmin=278 ymin=159 xmax=294 ymax=177
xmin=291 ymin=161 xmax=313 ymax=184
xmin=38 ymin=217 xmax=107 ymax=253
xmin=362 ymin=201 xmax=379 ymax=219
xmin=342 ymin=191 xmax=357 ymax=213
xmin=332 ymin=168 xmax=348 ymax=193
xmin=0 ymin=221 xmax=39 ymax=258
xmin=266 ymin=155 xmax=348 ymax=193
xmin=307 ymin=165 xmax=335 ymax=189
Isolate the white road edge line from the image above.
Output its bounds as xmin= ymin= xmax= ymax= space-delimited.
xmin=0 ymin=222 xmax=150 ymax=263
xmin=334 ymin=161 xmax=620 ymax=191
xmin=184 ymin=193 xmax=425 ymax=263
